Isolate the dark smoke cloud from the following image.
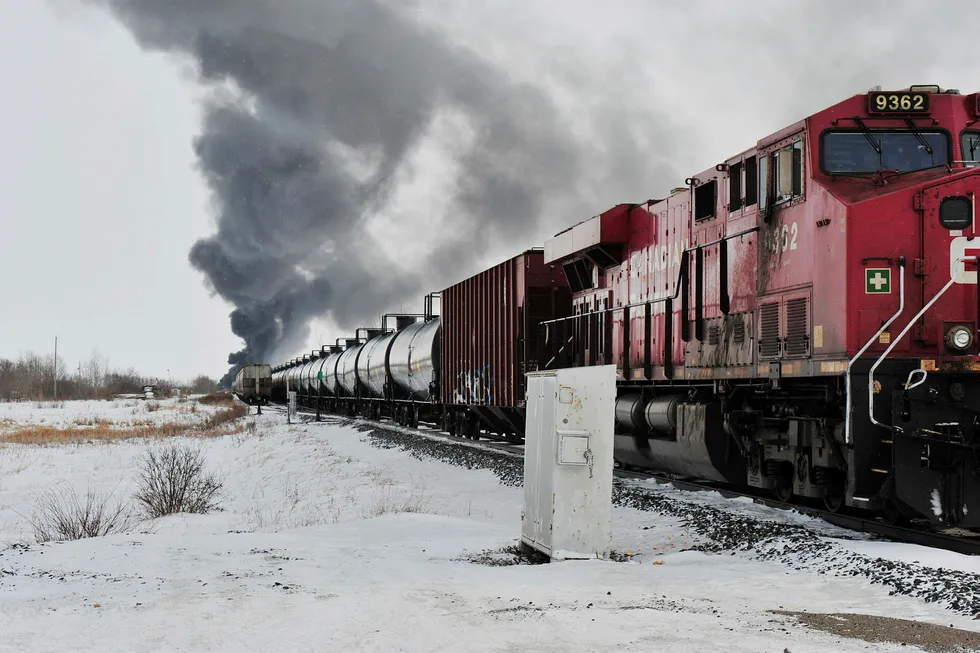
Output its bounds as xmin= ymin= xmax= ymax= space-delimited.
xmin=92 ymin=0 xmax=966 ymax=387
xmin=89 ymin=0 xmax=667 ymax=385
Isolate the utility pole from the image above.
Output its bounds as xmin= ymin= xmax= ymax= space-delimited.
xmin=53 ymin=336 xmax=58 ymax=401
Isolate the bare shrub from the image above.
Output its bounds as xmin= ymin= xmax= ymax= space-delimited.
xmin=134 ymin=444 xmax=223 ymax=518
xmin=28 ymin=483 xmax=134 ymax=543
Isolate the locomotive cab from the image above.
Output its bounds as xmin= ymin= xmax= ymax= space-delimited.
xmin=813 ymin=87 xmax=980 ymax=528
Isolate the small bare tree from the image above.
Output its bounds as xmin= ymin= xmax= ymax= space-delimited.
xmin=29 ymin=484 xmax=134 ymax=543
xmin=134 ymin=444 xmax=223 ymax=518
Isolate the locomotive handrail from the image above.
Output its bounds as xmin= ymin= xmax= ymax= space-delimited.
xmin=845 ymin=258 xmax=906 ymax=445
xmin=539 ymin=225 xmax=760 ymax=372
xmin=539 ymin=225 xmax=760 ymax=326
xmin=867 ymin=255 xmax=977 ymax=432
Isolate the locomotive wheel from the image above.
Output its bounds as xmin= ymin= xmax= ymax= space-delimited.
xmin=823 ymin=488 xmax=845 ymax=513
xmin=773 ymin=482 xmax=793 ymax=503
xmin=882 ymin=499 xmax=909 ymax=526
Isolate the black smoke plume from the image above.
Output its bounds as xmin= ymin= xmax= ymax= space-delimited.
xmin=87 ymin=0 xmax=676 ymax=385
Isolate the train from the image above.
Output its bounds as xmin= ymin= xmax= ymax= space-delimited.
xmin=232 ymin=363 xmax=272 ymax=406
xmin=271 ymin=85 xmax=980 ymax=532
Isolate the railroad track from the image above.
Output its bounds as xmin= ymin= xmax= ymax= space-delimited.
xmin=256 ymin=401 xmax=980 ymax=557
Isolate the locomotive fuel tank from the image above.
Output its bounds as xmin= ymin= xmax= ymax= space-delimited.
xmin=337 ymin=344 xmax=364 ymax=396
xmin=614 ymin=394 xmax=743 ymax=485
xmin=388 ymin=318 xmax=440 ymax=400
xmin=360 ymin=332 xmax=397 ymax=397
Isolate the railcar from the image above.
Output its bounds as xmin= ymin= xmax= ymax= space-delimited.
xmin=272 ymin=84 xmax=980 ymax=532
xmin=541 ymin=85 xmax=980 ymax=530
xmin=232 ymin=363 xmax=272 ymax=406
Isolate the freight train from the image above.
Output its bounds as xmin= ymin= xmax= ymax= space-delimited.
xmin=271 ymin=85 xmax=980 ymax=532
xmin=232 ymin=363 xmax=272 ymax=406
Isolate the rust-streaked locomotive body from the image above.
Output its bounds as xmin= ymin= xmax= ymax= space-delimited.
xmin=542 ymin=85 xmax=980 ymax=529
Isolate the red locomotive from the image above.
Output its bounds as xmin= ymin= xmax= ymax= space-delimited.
xmin=272 ymin=84 xmax=979 ymax=531
xmin=542 ymin=84 xmax=979 ymax=529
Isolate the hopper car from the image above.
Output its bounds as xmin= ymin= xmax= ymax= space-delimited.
xmin=272 ymin=85 xmax=980 ymax=532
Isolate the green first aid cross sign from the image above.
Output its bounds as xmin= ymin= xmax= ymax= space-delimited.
xmin=865 ymin=268 xmax=891 ymax=294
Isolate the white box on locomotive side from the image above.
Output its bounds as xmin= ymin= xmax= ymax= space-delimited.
xmin=521 ymin=365 xmax=616 ymax=560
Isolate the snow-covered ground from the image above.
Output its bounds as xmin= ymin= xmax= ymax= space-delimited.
xmin=1 ymin=401 xmax=979 ymax=652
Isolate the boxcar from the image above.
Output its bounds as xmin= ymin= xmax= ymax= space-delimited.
xmin=440 ymin=248 xmax=572 ymax=439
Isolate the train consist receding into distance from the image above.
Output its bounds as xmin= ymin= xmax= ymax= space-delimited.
xmin=263 ymin=85 xmax=980 ymax=532
xmin=231 ymin=363 xmax=272 ymax=406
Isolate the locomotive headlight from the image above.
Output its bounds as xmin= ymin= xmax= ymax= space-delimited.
xmin=946 ymin=326 xmax=974 ymax=352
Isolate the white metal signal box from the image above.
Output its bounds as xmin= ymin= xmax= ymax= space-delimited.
xmin=521 ymin=365 xmax=616 ymax=560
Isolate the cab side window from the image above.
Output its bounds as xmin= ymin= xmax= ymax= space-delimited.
xmin=760 ymin=140 xmax=804 ymax=211
xmin=727 ymin=155 xmax=759 ymax=213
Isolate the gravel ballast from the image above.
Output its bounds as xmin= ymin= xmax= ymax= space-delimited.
xmin=346 ymin=418 xmax=980 ymax=619
xmin=775 ymin=612 xmax=980 ymax=652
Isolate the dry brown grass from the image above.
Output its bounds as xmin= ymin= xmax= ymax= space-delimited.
xmin=71 ymin=417 xmax=115 ymax=428
xmin=0 ymin=404 xmax=249 ymax=445
xmin=198 ymin=392 xmax=236 ymax=407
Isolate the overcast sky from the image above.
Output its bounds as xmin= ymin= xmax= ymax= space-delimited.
xmin=3 ymin=1 xmax=979 ymax=381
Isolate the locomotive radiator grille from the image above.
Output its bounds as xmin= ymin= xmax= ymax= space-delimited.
xmin=708 ymin=324 xmax=720 ymax=346
xmin=784 ymin=297 xmax=810 ymax=358
xmin=733 ymin=317 xmax=746 ymax=344
xmin=759 ymin=303 xmax=780 ymax=359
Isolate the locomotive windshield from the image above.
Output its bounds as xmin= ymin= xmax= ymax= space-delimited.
xmin=820 ymin=129 xmax=949 ymax=174
xmin=961 ymin=131 xmax=980 ymax=166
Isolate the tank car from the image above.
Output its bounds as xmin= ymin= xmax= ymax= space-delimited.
xmin=304 ymin=314 xmax=442 ymax=425
xmin=541 ymin=85 xmax=980 ymax=530
xmin=232 ymin=363 xmax=272 ymax=406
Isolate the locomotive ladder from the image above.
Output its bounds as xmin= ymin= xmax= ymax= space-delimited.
xmin=845 ymin=255 xmax=977 ymax=507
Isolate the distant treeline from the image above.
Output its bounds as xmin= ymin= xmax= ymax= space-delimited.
xmin=0 ymin=350 xmax=220 ymax=401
